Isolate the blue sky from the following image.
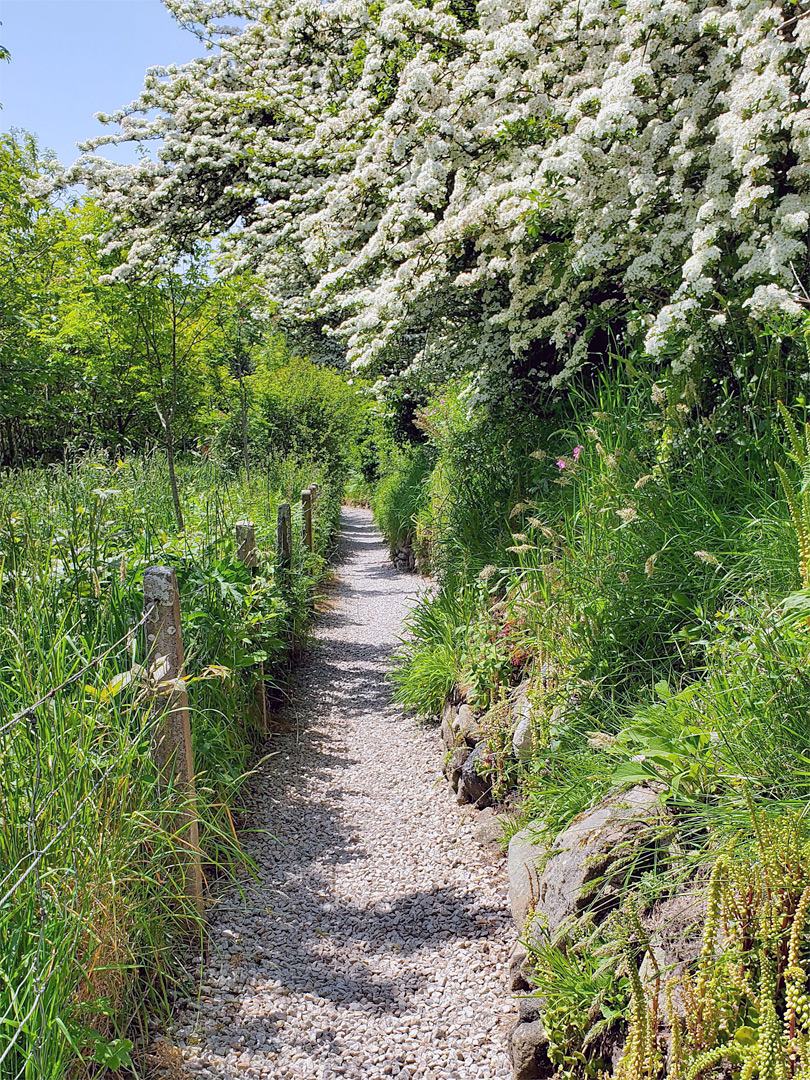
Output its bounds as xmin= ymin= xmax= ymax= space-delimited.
xmin=0 ymin=0 xmax=204 ymax=165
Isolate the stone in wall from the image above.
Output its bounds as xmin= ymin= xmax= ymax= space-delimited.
xmin=533 ymin=786 xmax=671 ymax=940
xmin=639 ymin=883 xmax=707 ymax=1060
xmin=512 ymin=716 xmax=533 ymax=760
xmin=508 ymin=1011 xmax=554 ymax=1080
xmin=507 ymin=827 xmax=547 ymax=934
xmin=457 ymin=743 xmax=493 ymax=807
xmin=453 ymin=704 xmax=484 ymax=747
xmin=473 ymin=806 xmax=503 ymax=848
xmin=443 ymin=745 xmax=471 ymax=793
xmin=509 ymin=681 xmax=535 ymax=760
xmin=440 ymin=701 xmax=460 ymax=750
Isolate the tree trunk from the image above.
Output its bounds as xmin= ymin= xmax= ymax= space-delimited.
xmin=165 ymin=420 xmax=185 ymax=531
xmin=240 ymin=378 xmax=250 ymax=483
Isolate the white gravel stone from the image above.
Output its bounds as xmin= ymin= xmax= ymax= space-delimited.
xmin=161 ymin=508 xmax=512 ymax=1078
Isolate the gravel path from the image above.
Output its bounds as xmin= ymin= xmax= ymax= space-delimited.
xmin=170 ymin=507 xmax=513 ymax=1079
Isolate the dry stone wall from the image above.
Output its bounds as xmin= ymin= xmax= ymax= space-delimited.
xmin=432 ymin=675 xmax=680 ymax=1079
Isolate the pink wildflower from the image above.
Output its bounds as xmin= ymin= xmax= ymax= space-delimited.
xmin=573 ymin=445 xmax=584 ymax=461
xmin=557 ymin=459 xmax=566 ymax=470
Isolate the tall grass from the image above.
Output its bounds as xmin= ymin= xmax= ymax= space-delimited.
xmin=0 ymin=452 xmax=342 ymax=1078
xmin=387 ymin=367 xmax=802 ymax=819
xmin=392 ymin=582 xmax=484 ymax=715
xmin=372 ymin=445 xmax=433 ymax=554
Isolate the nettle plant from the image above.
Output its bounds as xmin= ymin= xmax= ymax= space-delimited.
xmin=68 ymin=0 xmax=810 ymax=391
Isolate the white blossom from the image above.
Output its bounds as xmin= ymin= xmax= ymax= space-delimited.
xmin=67 ymin=0 xmax=810 ymax=385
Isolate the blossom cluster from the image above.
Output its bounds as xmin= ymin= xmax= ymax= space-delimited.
xmin=69 ymin=0 xmax=810 ymax=386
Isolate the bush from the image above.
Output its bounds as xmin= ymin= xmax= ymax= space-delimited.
xmin=248 ymin=356 xmax=366 ymax=478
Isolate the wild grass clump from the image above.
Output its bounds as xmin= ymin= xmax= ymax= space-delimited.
xmin=373 ymin=444 xmax=433 ymax=556
xmin=0 ymin=452 xmax=341 ymax=1078
xmin=392 ymin=582 xmax=484 ymax=716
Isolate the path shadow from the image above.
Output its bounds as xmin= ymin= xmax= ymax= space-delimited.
xmin=174 ymin=509 xmax=503 ymax=1073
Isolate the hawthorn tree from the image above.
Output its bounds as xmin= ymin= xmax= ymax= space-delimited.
xmin=68 ymin=0 xmax=810 ymax=398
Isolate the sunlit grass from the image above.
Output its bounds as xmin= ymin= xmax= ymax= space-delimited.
xmin=0 ymin=452 xmax=342 ymax=1078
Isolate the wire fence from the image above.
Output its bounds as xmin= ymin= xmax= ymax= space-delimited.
xmin=0 ymin=607 xmax=156 ymax=1079
xmin=0 ymin=487 xmax=320 ymax=1078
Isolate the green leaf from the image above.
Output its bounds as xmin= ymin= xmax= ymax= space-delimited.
xmin=93 ymin=1037 xmax=134 ymax=1071
xmin=99 ymin=669 xmax=134 ymax=702
xmin=734 ymin=1026 xmax=758 ymax=1047
xmin=780 ymin=589 xmax=810 ymax=622
xmin=612 ymin=762 xmax=654 ymax=784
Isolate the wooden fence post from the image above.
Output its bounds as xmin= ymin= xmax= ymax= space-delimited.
xmin=143 ymin=566 xmax=204 ymax=917
xmin=301 ymin=488 xmax=313 ymax=552
xmin=309 ymin=483 xmax=318 ymax=547
xmin=277 ymin=502 xmax=292 ymax=570
xmin=235 ymin=521 xmax=268 ymax=734
xmin=235 ymin=520 xmax=257 ymax=568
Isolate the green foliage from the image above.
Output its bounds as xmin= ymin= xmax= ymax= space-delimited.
xmin=373 ymin=443 xmax=433 ymax=554
xmin=252 ymin=355 xmax=365 ymax=477
xmin=0 ymin=453 xmax=341 ymax=1078
xmin=775 ymin=399 xmax=810 ymax=587
xmin=0 ymin=132 xmax=80 ymax=464
xmin=520 ymin=721 xmax=614 ymax=844
xmin=526 ymin=920 xmax=630 ymax=1079
xmin=411 ymin=382 xmax=543 ymax=578
xmin=392 ymin=583 xmax=481 ymax=716
xmin=620 ymin=814 xmax=810 ymax=1080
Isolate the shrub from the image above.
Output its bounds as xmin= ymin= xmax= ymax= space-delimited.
xmin=214 ymin=355 xmax=366 ymax=480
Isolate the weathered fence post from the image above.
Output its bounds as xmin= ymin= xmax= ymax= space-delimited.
xmin=309 ymin=483 xmax=318 ymax=548
xmin=235 ymin=521 xmax=268 ymax=734
xmin=301 ymin=487 xmax=313 ymax=552
xmin=277 ymin=502 xmax=292 ymax=570
xmin=143 ymin=566 xmax=204 ymax=917
xmin=235 ymin=520 xmax=257 ymax=569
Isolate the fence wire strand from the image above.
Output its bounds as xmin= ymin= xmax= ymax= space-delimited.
xmin=0 ymin=606 xmax=153 ymax=737
xmin=0 ymin=607 xmax=155 ymax=1077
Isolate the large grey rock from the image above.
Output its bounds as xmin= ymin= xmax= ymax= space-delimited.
xmin=518 ymin=996 xmax=543 ymax=1024
xmin=444 ymin=745 xmax=471 ymax=792
xmin=454 ymin=704 xmax=484 ymax=746
xmin=509 ymin=1018 xmax=553 ymax=1080
xmin=511 ymin=683 xmax=533 ymax=725
xmin=508 ymin=827 xmax=547 ymax=933
xmin=534 ymin=786 xmax=670 ymax=940
xmin=458 ymin=743 xmax=493 ymax=807
xmin=512 ymin=716 xmax=533 ymax=760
